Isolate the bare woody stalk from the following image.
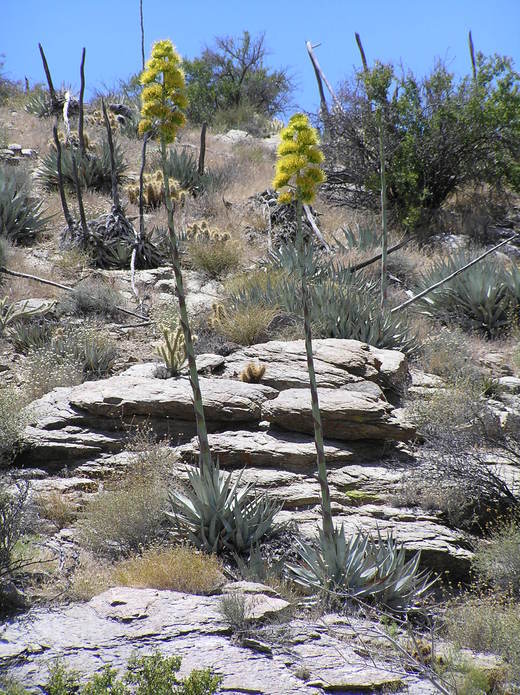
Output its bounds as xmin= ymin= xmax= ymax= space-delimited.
xmin=378 ymin=108 xmax=388 ymax=308
xmin=78 ymin=48 xmax=86 ymax=157
xmin=161 ymin=141 xmax=212 ymax=470
xmin=296 ymin=198 xmax=334 ymax=539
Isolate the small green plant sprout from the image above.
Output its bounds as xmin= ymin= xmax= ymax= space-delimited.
xmin=157 ymin=325 xmax=187 ymax=377
xmin=273 ymin=113 xmax=332 ymax=539
xmin=140 ymin=39 xmax=212 ymax=471
xmin=239 ymin=362 xmax=266 ymax=383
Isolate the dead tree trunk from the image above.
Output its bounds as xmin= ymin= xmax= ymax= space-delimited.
xmin=198 ymin=122 xmax=207 ymax=176
xmin=78 ymin=48 xmax=86 ymax=157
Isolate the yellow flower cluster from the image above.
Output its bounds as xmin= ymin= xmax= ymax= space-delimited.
xmin=273 ymin=113 xmax=325 ymax=204
xmin=139 ymin=40 xmax=188 ymax=143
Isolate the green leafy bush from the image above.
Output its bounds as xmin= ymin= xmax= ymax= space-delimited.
xmin=414 ymin=252 xmax=520 ymax=336
xmin=324 ymin=53 xmax=520 ymax=231
xmin=59 ymin=278 xmax=122 ymax=317
xmin=166 ymin=462 xmax=281 ymax=554
xmin=184 ymin=30 xmax=292 ymax=129
xmin=289 ymin=525 xmax=434 ymax=611
xmin=77 ymin=473 xmax=167 ymax=558
xmin=0 ymin=165 xmax=50 ymax=243
xmin=36 ymin=138 xmax=126 ymax=193
xmin=44 ymin=652 xmax=222 ymax=695
xmin=473 ymin=521 xmax=520 ymax=596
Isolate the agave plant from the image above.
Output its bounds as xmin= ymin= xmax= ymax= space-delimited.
xmin=415 ymin=251 xmax=520 ymax=337
xmin=166 ymin=463 xmax=282 ymax=553
xmin=0 ymin=167 xmax=51 ymax=244
xmin=36 ymin=137 xmax=126 ymax=193
xmin=288 ymin=525 xmax=435 ymax=612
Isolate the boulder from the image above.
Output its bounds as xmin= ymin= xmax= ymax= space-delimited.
xmin=263 ymin=388 xmax=416 ymax=441
xmin=177 ymin=429 xmax=384 ymax=471
xmin=0 ymin=586 xmax=438 ymax=694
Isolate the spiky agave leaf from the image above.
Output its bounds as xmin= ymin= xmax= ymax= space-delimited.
xmin=288 ymin=524 xmax=435 ymax=612
xmin=166 ymin=461 xmax=282 ymax=553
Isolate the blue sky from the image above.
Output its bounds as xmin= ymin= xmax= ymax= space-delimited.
xmin=2 ymin=0 xmax=520 ymax=114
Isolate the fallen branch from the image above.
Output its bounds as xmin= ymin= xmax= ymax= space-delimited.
xmin=391 ymin=234 xmax=518 ymax=313
xmin=0 ymin=266 xmax=149 ymax=321
xmin=347 ymin=235 xmax=412 ymax=273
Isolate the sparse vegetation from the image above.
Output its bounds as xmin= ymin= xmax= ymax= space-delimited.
xmin=59 ymin=277 xmax=123 ymax=317
xmin=112 ymin=545 xmax=224 ymax=594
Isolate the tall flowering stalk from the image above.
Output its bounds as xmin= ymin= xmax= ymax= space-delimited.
xmin=139 ymin=40 xmax=211 ymax=471
xmin=273 ymin=114 xmax=333 ymax=539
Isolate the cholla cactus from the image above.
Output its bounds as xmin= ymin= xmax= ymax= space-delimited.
xmin=126 ymin=171 xmax=185 ymax=208
xmin=87 ymin=109 xmax=120 ymax=131
xmin=273 ymin=113 xmax=332 ymax=540
xmin=186 ymin=221 xmax=231 ymax=244
xmin=139 ymin=40 xmax=187 ymax=143
xmin=157 ymin=325 xmax=186 ymax=376
xmin=239 ymin=362 xmax=266 ymax=383
xmin=273 ymin=113 xmax=326 ymax=205
xmin=209 ymin=302 xmax=227 ymax=330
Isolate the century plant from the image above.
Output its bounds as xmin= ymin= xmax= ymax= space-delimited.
xmin=273 ymin=113 xmax=333 ymax=539
xmin=166 ymin=463 xmax=281 ymax=553
xmin=139 ymin=40 xmax=211 ymax=469
xmin=0 ymin=297 xmax=54 ymax=335
xmin=288 ymin=525 xmax=435 ymax=612
xmin=0 ymin=166 xmax=51 ymax=244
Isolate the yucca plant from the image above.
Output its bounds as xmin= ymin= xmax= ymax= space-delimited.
xmin=7 ymin=319 xmax=54 ymax=353
xmin=24 ymin=89 xmax=53 ymax=117
xmin=289 ymin=525 xmax=435 ymax=612
xmin=36 ymin=137 xmax=126 ymax=193
xmin=52 ymin=327 xmax=117 ymax=377
xmin=415 ymin=251 xmax=520 ymax=337
xmin=166 ymin=463 xmax=281 ymax=553
xmin=0 ymin=167 xmax=51 ymax=244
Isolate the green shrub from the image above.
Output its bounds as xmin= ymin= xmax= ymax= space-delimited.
xmin=324 ymin=53 xmax=520 ymax=231
xmin=473 ymin=521 xmax=520 ymax=596
xmin=414 ymin=251 xmax=520 ymax=337
xmin=445 ymin=595 xmax=520 ymax=684
xmin=59 ymin=278 xmax=122 ymax=317
xmin=188 ymin=238 xmax=241 ymax=278
xmin=36 ymin=138 xmax=126 ymax=193
xmin=45 ymin=652 xmax=222 ymax=695
xmin=288 ymin=525 xmax=434 ymax=612
xmin=0 ymin=389 xmax=28 ymax=462
xmin=166 ymin=462 xmax=281 ymax=554
xmin=0 ymin=165 xmax=50 ymax=243
xmin=77 ymin=473 xmax=167 ymax=558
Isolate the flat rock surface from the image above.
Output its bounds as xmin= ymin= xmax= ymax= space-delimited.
xmin=222 ymin=339 xmax=407 ymax=393
xmin=263 ymin=388 xmax=416 ymax=441
xmin=0 ymin=586 xmax=436 ymax=694
xmin=177 ymin=429 xmax=384 ymax=471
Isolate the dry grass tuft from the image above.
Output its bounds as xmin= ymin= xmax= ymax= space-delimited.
xmin=188 ymin=237 xmax=242 ymax=279
xmin=112 ymin=546 xmax=224 ymax=595
xmin=210 ymin=302 xmax=278 ymax=345
xmin=37 ymin=491 xmax=78 ymax=530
